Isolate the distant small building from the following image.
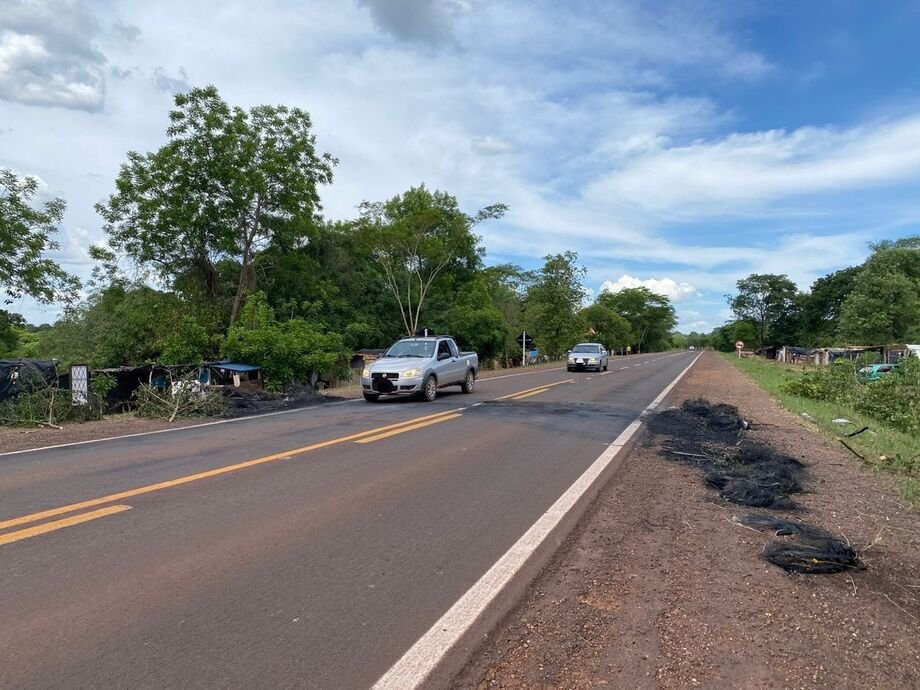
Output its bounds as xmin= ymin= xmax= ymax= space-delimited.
xmin=351 ymin=348 xmax=386 ymax=371
xmin=776 ymin=346 xmax=814 ymax=364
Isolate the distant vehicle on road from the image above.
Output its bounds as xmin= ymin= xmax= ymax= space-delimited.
xmin=857 ymin=362 xmax=898 ymax=382
xmin=567 ymin=343 xmax=608 ymax=372
xmin=361 ymin=336 xmax=478 ymax=402
xmin=689 ymin=345 xmax=695 ymax=351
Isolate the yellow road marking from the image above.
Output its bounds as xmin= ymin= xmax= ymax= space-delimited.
xmin=496 ymin=379 xmax=573 ymax=400
xmin=0 ymin=410 xmax=461 ymax=532
xmin=599 ymin=371 xmax=613 ymax=376
xmin=508 ymin=388 xmax=550 ymax=401
xmin=0 ymin=505 xmax=131 ymax=547
xmin=355 ymin=413 xmax=463 ymax=443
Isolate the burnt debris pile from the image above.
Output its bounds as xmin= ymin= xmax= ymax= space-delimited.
xmin=734 ymin=515 xmax=865 ymax=574
xmin=648 ymin=399 xmax=805 ymax=509
xmin=649 ymin=399 xmax=867 ymax=574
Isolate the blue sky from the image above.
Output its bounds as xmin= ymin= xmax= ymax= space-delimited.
xmin=3 ymin=1 xmax=920 ymax=332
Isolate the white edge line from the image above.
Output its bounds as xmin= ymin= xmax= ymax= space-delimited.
xmin=372 ymin=352 xmax=702 ymax=689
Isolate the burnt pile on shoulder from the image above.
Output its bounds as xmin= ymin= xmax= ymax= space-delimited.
xmin=648 ymin=398 xmax=805 ymax=509
xmin=734 ymin=514 xmax=865 ymax=574
xmin=648 ymin=399 xmax=867 ymax=575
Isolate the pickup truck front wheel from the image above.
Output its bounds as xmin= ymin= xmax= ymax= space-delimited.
xmin=460 ymin=369 xmax=475 ymax=393
xmin=422 ymin=375 xmax=438 ymax=402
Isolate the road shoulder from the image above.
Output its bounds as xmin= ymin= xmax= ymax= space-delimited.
xmin=453 ymin=351 xmax=920 ymax=689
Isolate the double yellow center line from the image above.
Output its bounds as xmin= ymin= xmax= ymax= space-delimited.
xmin=496 ymin=378 xmax=574 ymax=401
xmin=0 ymin=409 xmax=462 ymax=547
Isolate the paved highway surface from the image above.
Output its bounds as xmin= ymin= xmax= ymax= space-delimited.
xmin=0 ymin=352 xmax=696 ymax=689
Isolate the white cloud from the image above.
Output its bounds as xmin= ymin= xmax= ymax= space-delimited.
xmin=600 ymin=275 xmax=699 ymax=302
xmin=470 ymin=135 xmax=513 ymax=155
xmin=0 ymin=1 xmax=108 ymax=111
xmin=586 ymin=117 xmax=920 ymax=218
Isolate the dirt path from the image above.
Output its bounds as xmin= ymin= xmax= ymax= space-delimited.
xmin=454 ymin=351 xmax=920 ymax=689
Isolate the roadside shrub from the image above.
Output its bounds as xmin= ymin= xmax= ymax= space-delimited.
xmin=781 ymin=360 xmax=860 ymax=405
xmin=783 ymin=356 xmax=920 ymax=436
xmin=0 ymin=385 xmax=104 ymax=427
xmin=855 ymin=356 xmax=920 ymax=435
xmin=133 ymin=372 xmax=227 ymax=421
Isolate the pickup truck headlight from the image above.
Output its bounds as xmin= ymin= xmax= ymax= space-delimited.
xmin=401 ymin=368 xmax=422 ymax=378
xmin=362 ymin=367 xmax=370 ymax=377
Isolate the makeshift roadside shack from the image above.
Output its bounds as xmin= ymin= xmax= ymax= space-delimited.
xmin=198 ymin=361 xmax=264 ymax=392
xmin=0 ymin=359 xmax=58 ymax=402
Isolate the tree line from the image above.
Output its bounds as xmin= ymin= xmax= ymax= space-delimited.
xmin=711 ymin=236 xmax=920 ymax=352
xmin=1 ymin=87 xmax=678 ymax=386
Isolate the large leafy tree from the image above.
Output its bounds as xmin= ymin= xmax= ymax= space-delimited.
xmin=799 ymin=266 xmax=863 ymax=346
xmin=359 ymin=185 xmax=506 ymax=337
xmin=96 ymin=86 xmax=336 ymax=325
xmin=523 ymin=252 xmax=587 ymax=358
xmin=838 ymin=239 xmax=920 ymax=344
xmin=727 ymin=274 xmax=800 ymax=349
xmin=577 ymin=303 xmax=632 ymax=352
xmin=222 ymin=292 xmax=350 ymax=388
xmin=1 ymin=169 xmax=79 ymax=304
xmin=39 ymin=283 xmax=213 ymax=368
xmin=597 ymin=287 xmax=676 ymax=353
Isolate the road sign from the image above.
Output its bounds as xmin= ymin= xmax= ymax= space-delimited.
xmin=516 ymin=332 xmax=534 ymax=347
xmin=735 ymin=341 xmax=745 ymax=350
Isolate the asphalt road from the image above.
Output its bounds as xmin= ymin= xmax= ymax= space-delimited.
xmin=0 ymin=352 xmax=696 ymax=689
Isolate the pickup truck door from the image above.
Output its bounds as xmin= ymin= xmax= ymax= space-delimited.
xmin=441 ymin=339 xmax=466 ymax=384
xmin=435 ymin=339 xmax=457 ymax=383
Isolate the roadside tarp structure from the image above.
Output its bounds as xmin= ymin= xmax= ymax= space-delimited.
xmin=0 ymin=359 xmax=57 ymax=402
xmin=776 ymin=346 xmax=814 ymax=363
xmin=92 ymin=365 xmax=161 ymax=411
xmin=907 ymin=344 xmax=920 ymax=358
xmin=199 ymin=361 xmax=263 ymax=391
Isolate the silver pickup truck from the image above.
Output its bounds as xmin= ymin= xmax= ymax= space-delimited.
xmin=361 ymin=336 xmax=479 ymax=402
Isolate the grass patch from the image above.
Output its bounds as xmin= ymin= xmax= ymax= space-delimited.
xmin=722 ymin=353 xmax=920 ymax=506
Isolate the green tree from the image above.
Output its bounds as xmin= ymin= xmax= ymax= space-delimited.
xmin=838 ymin=240 xmax=920 ymax=344
xmin=96 ymin=86 xmax=337 ymax=326
xmin=597 ymin=287 xmax=676 ymax=353
xmin=359 ymin=186 xmax=506 ymax=337
xmin=710 ymin=320 xmax=758 ymax=352
xmin=577 ymin=303 xmax=632 ymax=352
xmin=1 ymin=169 xmax=80 ymax=303
xmin=39 ymin=284 xmax=213 ymax=368
xmin=727 ymin=274 xmax=800 ymax=349
xmin=0 ymin=309 xmax=24 ymax=353
xmin=480 ymin=264 xmax=533 ymax=364
xmin=800 ymin=266 xmax=862 ymax=346
xmin=431 ymin=277 xmax=505 ymax=362
xmin=221 ymin=292 xmax=350 ymax=388
xmin=523 ymin=252 xmax=587 ymax=358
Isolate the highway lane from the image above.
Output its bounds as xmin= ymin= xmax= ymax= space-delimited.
xmin=0 ymin=352 xmax=694 ymax=689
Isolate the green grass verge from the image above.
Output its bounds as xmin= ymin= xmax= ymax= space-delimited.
xmin=721 ymin=352 xmax=919 ymax=506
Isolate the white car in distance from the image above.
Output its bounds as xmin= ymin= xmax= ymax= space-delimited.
xmin=567 ymin=343 xmax=608 ymax=372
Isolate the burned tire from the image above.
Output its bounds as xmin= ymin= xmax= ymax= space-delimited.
xmin=363 ymin=392 xmax=380 ymax=402
xmin=461 ymin=369 xmax=475 ymax=393
xmin=422 ymin=375 xmax=438 ymax=402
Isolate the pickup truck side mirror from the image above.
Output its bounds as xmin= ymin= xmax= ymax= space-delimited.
xmin=438 ymin=351 xmax=451 ymax=361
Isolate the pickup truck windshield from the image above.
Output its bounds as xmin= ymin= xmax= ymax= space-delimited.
xmin=385 ymin=340 xmax=436 ymax=358
xmin=571 ymin=345 xmax=599 ymax=353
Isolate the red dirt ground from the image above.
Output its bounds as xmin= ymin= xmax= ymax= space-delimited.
xmin=454 ymin=351 xmax=920 ymax=689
